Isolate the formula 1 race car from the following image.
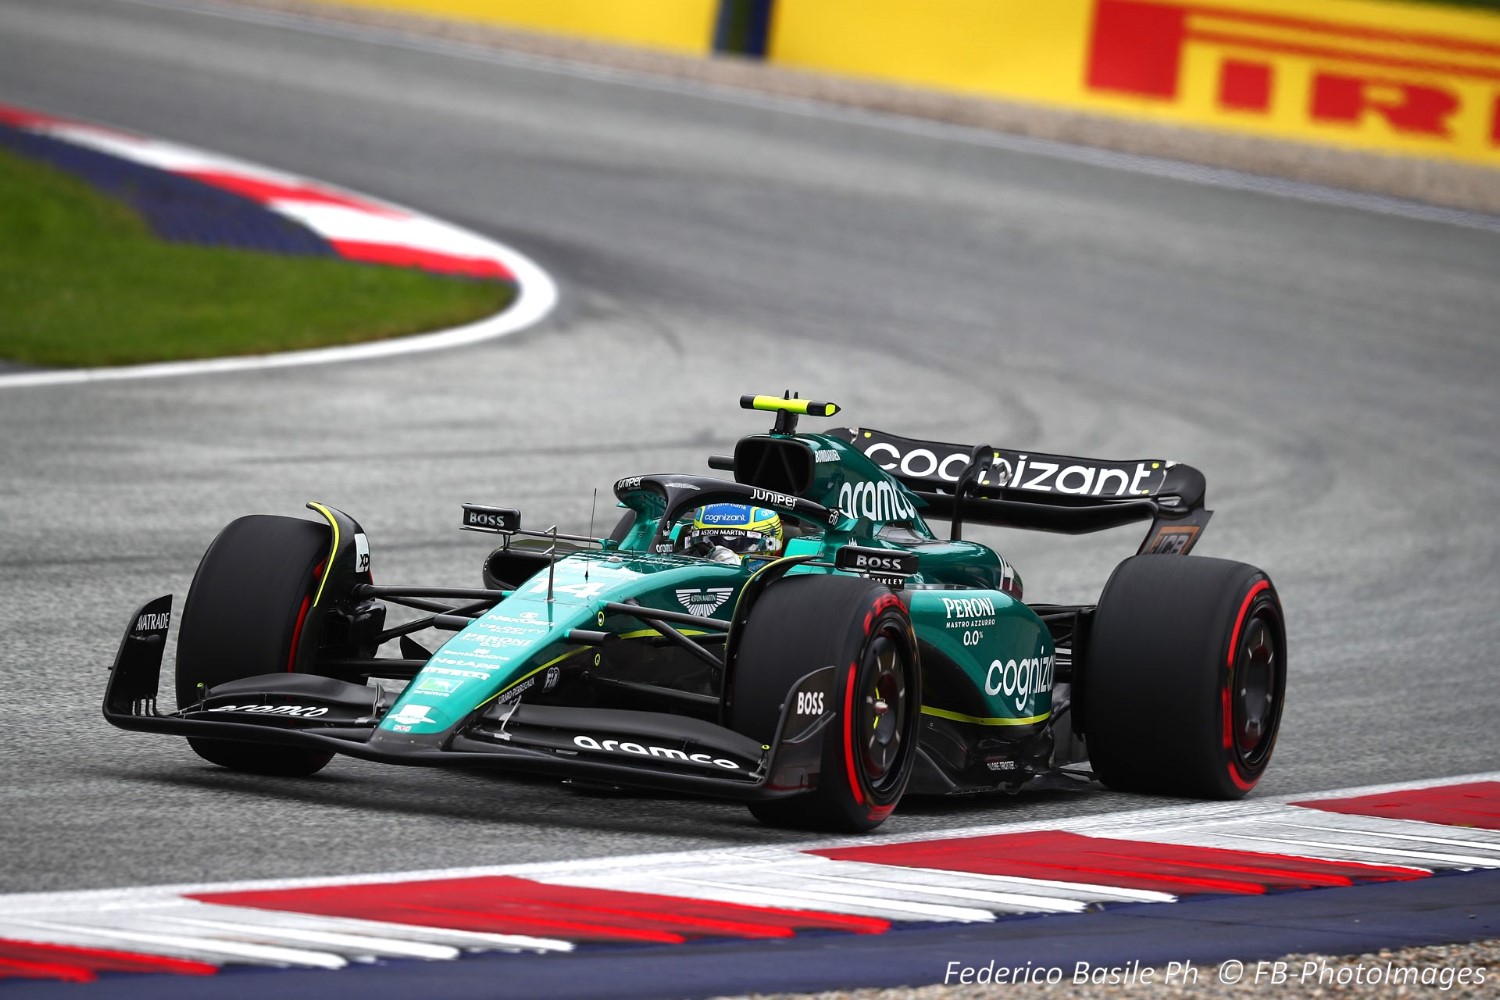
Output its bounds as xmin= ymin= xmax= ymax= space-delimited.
xmin=105 ymin=393 xmax=1286 ymax=831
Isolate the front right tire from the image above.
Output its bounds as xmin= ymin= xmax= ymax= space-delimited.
xmin=176 ymin=514 xmax=336 ymax=777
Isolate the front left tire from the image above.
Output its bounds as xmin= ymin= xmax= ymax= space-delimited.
xmin=729 ymin=575 xmax=921 ymax=832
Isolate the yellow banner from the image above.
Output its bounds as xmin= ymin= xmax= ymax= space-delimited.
xmin=769 ymin=0 xmax=1500 ymax=166
xmin=324 ymin=0 xmax=720 ymax=54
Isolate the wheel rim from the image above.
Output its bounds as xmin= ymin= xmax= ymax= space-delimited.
xmin=1232 ymin=613 xmax=1280 ymax=769
xmin=857 ymin=629 xmax=910 ymax=792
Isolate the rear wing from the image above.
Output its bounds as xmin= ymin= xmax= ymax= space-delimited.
xmin=830 ymin=427 xmax=1211 ymax=555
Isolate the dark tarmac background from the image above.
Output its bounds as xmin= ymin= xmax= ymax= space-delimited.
xmin=0 ymin=0 xmax=1496 ymax=898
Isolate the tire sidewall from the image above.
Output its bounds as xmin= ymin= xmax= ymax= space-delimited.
xmin=828 ymin=594 xmax=920 ymax=823
xmin=1222 ymin=581 xmax=1286 ymax=790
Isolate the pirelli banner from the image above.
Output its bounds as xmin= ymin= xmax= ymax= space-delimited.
xmin=313 ymin=0 xmax=1498 ymax=166
xmin=768 ymin=0 xmax=1500 ymax=167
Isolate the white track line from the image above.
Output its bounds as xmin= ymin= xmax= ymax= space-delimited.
xmin=0 ymin=119 xmax=558 ymax=389
xmin=0 ymin=916 xmax=350 ymax=969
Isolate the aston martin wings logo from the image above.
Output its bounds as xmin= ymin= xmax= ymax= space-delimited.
xmin=675 ymin=587 xmax=734 ymax=617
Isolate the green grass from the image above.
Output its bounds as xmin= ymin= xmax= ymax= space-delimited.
xmin=0 ymin=147 xmax=514 ymax=368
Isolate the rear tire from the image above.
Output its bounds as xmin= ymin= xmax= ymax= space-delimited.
xmin=730 ymin=576 xmax=920 ymax=832
xmin=1084 ymin=555 xmax=1285 ymax=798
xmin=177 ymin=515 xmax=335 ymax=777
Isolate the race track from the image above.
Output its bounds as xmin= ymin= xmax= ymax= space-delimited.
xmin=1 ymin=0 xmax=1497 ymax=895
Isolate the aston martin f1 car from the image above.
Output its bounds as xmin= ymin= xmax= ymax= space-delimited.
xmin=105 ymin=394 xmax=1286 ymax=831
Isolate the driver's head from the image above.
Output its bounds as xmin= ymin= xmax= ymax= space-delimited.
xmin=679 ymin=504 xmax=783 ymax=559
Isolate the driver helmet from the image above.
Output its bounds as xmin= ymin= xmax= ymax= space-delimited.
xmin=679 ymin=504 xmax=783 ymax=560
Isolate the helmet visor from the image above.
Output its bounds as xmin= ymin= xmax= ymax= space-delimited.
xmin=684 ymin=527 xmax=776 ymax=555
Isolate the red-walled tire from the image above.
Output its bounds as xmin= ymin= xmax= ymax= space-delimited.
xmin=176 ymin=515 xmax=335 ymax=777
xmin=1084 ymin=555 xmax=1286 ymax=798
xmin=730 ymin=575 xmax=920 ymax=832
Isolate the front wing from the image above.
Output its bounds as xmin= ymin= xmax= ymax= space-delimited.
xmin=105 ymin=596 xmax=835 ymax=802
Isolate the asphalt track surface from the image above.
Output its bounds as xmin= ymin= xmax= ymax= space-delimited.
xmin=1 ymin=0 xmax=1498 ymax=897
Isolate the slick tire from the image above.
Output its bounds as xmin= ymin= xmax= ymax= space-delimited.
xmin=176 ymin=515 xmax=335 ymax=777
xmin=730 ymin=576 xmax=920 ymax=832
xmin=1084 ymin=555 xmax=1286 ymax=798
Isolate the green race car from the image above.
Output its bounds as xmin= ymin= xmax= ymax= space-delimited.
xmin=105 ymin=393 xmax=1285 ymax=831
